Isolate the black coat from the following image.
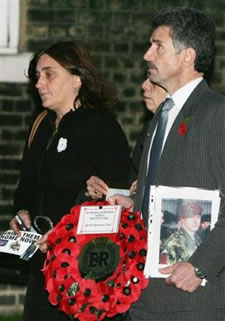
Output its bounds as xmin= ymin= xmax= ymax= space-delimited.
xmin=14 ymin=106 xmax=131 ymax=225
xmin=14 ymin=106 xmax=131 ymax=321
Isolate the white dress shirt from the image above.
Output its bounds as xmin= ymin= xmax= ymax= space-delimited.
xmin=147 ymin=77 xmax=203 ymax=164
xmin=163 ymin=77 xmax=203 ymax=149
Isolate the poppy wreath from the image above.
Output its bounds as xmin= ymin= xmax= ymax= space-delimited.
xmin=43 ymin=201 xmax=149 ymax=321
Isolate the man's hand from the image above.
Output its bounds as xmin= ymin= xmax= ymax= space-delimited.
xmin=107 ymin=194 xmax=134 ymax=209
xmin=159 ymin=262 xmax=202 ymax=292
xmin=86 ymin=176 xmax=108 ymax=200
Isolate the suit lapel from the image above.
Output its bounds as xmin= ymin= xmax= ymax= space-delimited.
xmin=134 ymin=102 xmax=164 ymax=212
xmin=134 ymin=79 xmax=209 ymax=211
xmin=156 ymin=79 xmax=208 ymax=184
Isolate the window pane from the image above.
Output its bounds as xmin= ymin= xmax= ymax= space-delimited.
xmin=0 ymin=0 xmax=20 ymax=53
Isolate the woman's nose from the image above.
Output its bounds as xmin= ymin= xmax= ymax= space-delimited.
xmin=141 ymin=78 xmax=150 ymax=91
xmin=35 ymin=76 xmax=44 ymax=89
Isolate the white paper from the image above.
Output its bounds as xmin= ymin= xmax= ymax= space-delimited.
xmin=106 ymin=188 xmax=130 ymax=199
xmin=144 ymin=186 xmax=221 ymax=281
xmin=0 ymin=230 xmax=42 ymax=257
xmin=77 ymin=205 xmax=122 ymax=234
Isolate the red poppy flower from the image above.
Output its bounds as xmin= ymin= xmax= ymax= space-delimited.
xmin=43 ymin=201 xmax=149 ymax=320
xmin=178 ymin=116 xmax=191 ymax=136
xmin=179 ymin=122 xmax=187 ymax=135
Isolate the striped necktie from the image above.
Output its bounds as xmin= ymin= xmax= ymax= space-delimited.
xmin=142 ymin=98 xmax=174 ymax=221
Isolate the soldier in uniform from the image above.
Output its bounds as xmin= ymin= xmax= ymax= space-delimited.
xmin=161 ymin=200 xmax=203 ymax=265
xmin=197 ymin=213 xmax=211 ymax=241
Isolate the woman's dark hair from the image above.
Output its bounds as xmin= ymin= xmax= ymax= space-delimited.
xmin=152 ymin=7 xmax=216 ymax=74
xmin=28 ymin=40 xmax=118 ymax=109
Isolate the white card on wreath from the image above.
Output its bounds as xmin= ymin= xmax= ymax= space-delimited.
xmin=77 ymin=205 xmax=122 ymax=234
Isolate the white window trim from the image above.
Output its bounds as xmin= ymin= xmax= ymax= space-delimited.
xmin=0 ymin=0 xmax=32 ymax=83
xmin=0 ymin=0 xmax=20 ymax=54
xmin=0 ymin=52 xmax=33 ymax=83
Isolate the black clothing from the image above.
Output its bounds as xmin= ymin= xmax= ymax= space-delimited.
xmin=129 ymin=123 xmax=148 ymax=183
xmin=14 ymin=107 xmax=131 ymax=321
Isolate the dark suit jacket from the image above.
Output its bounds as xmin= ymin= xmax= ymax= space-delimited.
xmin=130 ymin=79 xmax=225 ymax=316
xmin=129 ymin=123 xmax=149 ymax=184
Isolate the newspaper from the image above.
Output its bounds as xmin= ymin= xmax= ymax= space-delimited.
xmin=0 ymin=230 xmax=42 ymax=261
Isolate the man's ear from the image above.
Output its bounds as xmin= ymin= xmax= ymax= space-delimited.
xmin=182 ymin=47 xmax=196 ymax=68
xmin=73 ymin=75 xmax=82 ymax=89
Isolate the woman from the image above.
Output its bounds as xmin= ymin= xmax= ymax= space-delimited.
xmin=10 ymin=41 xmax=131 ymax=321
xmin=87 ymin=77 xmax=167 ymax=198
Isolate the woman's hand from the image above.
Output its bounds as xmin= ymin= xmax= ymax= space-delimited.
xmin=37 ymin=229 xmax=53 ymax=253
xmin=107 ymin=194 xmax=134 ymax=210
xmin=9 ymin=210 xmax=32 ymax=236
xmin=86 ymin=176 xmax=108 ymax=200
xmin=130 ymin=180 xmax=137 ymax=194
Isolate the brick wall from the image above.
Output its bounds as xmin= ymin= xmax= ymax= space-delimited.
xmin=0 ymin=83 xmax=33 ymax=221
xmin=1 ymin=0 xmax=225 ymax=316
xmin=0 ymin=284 xmax=25 ymax=316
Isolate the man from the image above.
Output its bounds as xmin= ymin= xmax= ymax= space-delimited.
xmin=109 ymin=7 xmax=225 ymax=320
xmin=161 ymin=200 xmax=203 ymax=265
xmin=197 ymin=213 xmax=211 ymax=240
xmin=86 ymin=77 xmax=166 ymax=198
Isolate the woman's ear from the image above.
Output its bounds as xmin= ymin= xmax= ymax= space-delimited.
xmin=73 ymin=75 xmax=82 ymax=89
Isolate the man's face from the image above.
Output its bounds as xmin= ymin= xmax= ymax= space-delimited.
xmin=181 ymin=215 xmax=201 ymax=234
xmin=201 ymin=221 xmax=210 ymax=230
xmin=144 ymin=26 xmax=184 ymax=92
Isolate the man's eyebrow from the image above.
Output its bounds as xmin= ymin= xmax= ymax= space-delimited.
xmin=151 ymin=39 xmax=163 ymax=44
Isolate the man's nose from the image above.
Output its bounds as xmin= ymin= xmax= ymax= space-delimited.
xmin=143 ymin=46 xmax=154 ymax=61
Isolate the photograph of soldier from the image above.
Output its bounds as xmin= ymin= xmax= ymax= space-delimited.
xmin=160 ymin=199 xmax=211 ymax=265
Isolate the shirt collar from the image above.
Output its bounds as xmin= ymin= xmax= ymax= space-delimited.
xmin=167 ymin=77 xmax=203 ymax=112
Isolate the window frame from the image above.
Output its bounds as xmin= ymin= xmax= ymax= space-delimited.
xmin=0 ymin=0 xmax=20 ymax=54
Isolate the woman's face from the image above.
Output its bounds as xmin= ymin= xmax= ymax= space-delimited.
xmin=141 ymin=78 xmax=166 ymax=113
xmin=35 ymin=54 xmax=81 ymax=115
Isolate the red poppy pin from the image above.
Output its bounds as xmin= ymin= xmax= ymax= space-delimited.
xmin=178 ymin=116 xmax=191 ymax=136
